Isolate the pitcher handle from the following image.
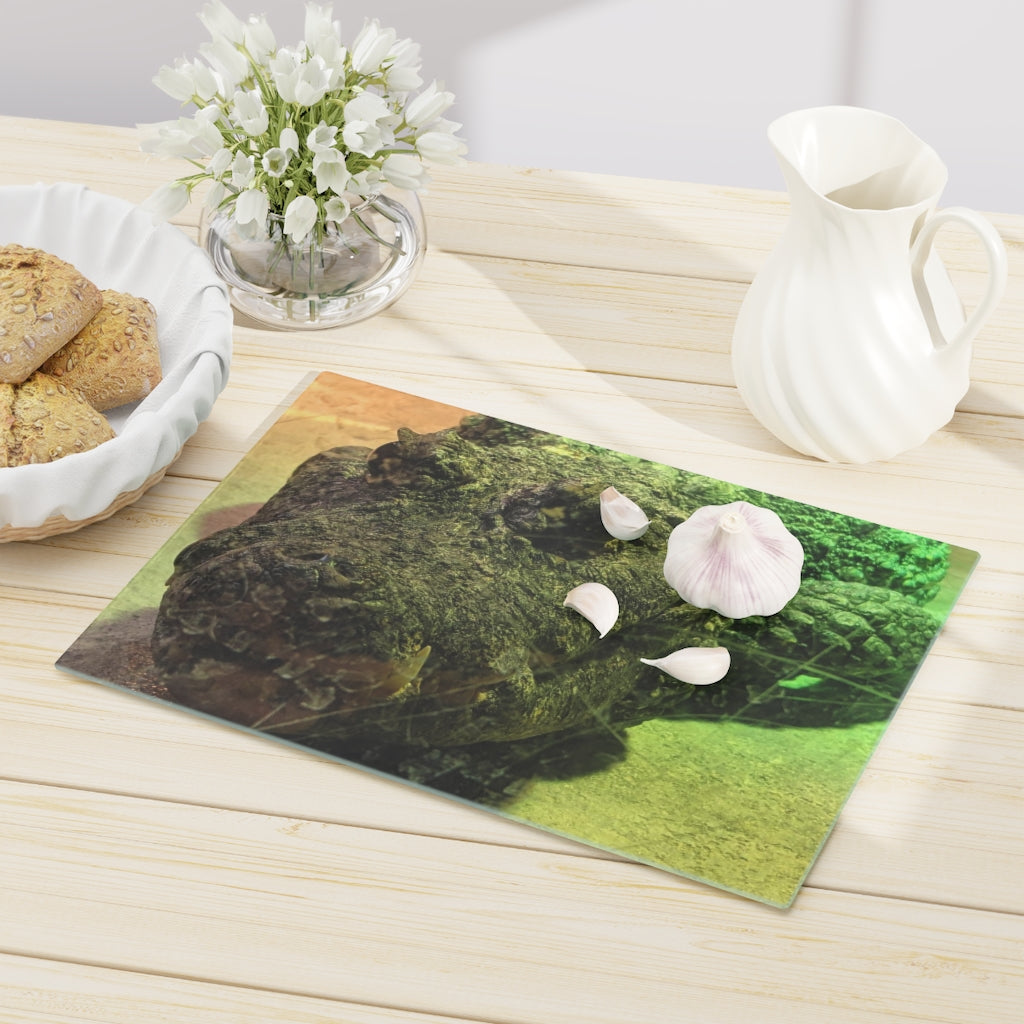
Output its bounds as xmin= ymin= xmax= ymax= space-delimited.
xmin=910 ymin=206 xmax=1008 ymax=351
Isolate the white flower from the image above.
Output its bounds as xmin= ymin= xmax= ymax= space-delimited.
xmin=204 ymin=180 xmax=228 ymax=211
xmin=235 ymin=186 xmax=269 ymax=228
xmin=200 ymin=36 xmax=249 ymax=90
xmin=342 ymin=91 xmax=394 ymax=156
xmin=139 ymin=108 xmax=222 ymax=159
xmin=386 ymin=37 xmax=423 ymax=94
xmin=351 ymin=19 xmax=397 ymax=75
xmin=306 ymin=121 xmax=338 ymax=153
xmin=313 ymin=148 xmax=349 ymax=194
xmin=209 ymin=146 xmax=233 ymax=178
xmin=142 ymin=180 xmax=190 ymax=220
xmin=243 ymin=14 xmax=275 ymax=60
xmin=405 ymin=81 xmax=455 ymax=129
xmin=304 ymin=6 xmax=346 ymax=84
xmin=199 ymin=0 xmax=245 ymax=44
xmin=305 ymin=3 xmax=343 ymax=61
xmin=232 ymin=89 xmax=268 ymax=135
xmin=192 ymin=106 xmax=226 ymax=155
xmin=325 ymin=195 xmax=351 ymax=223
xmin=344 ymin=90 xmax=392 ymax=123
xmin=294 ymin=55 xmax=333 ymax=107
xmin=349 ymin=166 xmax=382 ymax=196
xmin=142 ymin=4 xmax=465 ymax=236
xmin=262 ymin=147 xmax=290 ymax=177
xmin=230 ymin=150 xmax=255 ymax=187
xmin=269 ymin=47 xmax=302 ymax=103
xmin=415 ymin=130 xmax=467 ymax=165
xmin=194 ymin=61 xmax=222 ymax=101
xmin=342 ymin=121 xmax=384 ymax=158
xmin=153 ymin=63 xmax=199 ymax=103
xmin=283 ymin=194 xmax=318 ymax=244
xmin=426 ymin=116 xmax=461 ymax=137
xmin=178 ymin=60 xmax=221 ymax=102
xmin=138 ymin=119 xmax=192 ymax=158
xmin=280 ymin=127 xmax=299 ymax=155
xmin=381 ymin=152 xmax=430 ymax=191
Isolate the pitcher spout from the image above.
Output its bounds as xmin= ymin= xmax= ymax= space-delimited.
xmin=768 ymin=106 xmax=948 ymax=214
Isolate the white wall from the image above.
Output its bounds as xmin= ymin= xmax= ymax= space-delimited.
xmin=2 ymin=0 xmax=1020 ymax=211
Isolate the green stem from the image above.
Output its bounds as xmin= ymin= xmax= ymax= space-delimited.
xmin=351 ymin=206 xmax=404 ymax=254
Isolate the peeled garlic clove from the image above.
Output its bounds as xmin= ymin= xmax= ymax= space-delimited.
xmin=599 ymin=486 xmax=651 ymax=540
xmin=664 ymin=500 xmax=803 ymax=618
xmin=640 ymin=646 xmax=731 ymax=685
xmin=563 ymin=581 xmax=619 ymax=638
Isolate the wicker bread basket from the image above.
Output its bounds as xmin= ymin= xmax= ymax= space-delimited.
xmin=0 ymin=466 xmax=173 ymax=543
xmin=0 ymin=183 xmax=232 ymax=541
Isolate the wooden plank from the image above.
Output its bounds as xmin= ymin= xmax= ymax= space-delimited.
xmin=0 ymin=116 xmax=790 ymax=280
xmin=812 ymin=763 xmax=1024 ymax=910
xmin=0 ymin=952 xmax=480 ymax=1024
xmin=0 ymin=117 xmax=173 ymax=209
xmin=1 ymin=589 xmax=1022 ymax=913
xmin=2 ymin=364 xmax=1022 ymax=613
xmin=0 ymin=477 xmax=216 ymax=599
xmin=180 ymin=252 xmax=1021 ymax=450
xmin=2 ymin=432 xmax=1022 ymax=619
xmin=3 ymin=115 xmax=1020 ymax=289
xmin=1 ymin=780 xmax=1022 ymax=1024
xmin=220 ymin=309 xmax=1024 ymax=532
xmin=0 ymin=589 xmax=594 ymax=860
xmin=1 ymin=116 xmax=1019 ymax=415
xmin=229 ymin=249 xmax=1024 ymax=397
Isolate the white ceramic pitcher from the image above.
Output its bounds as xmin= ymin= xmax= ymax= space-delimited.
xmin=731 ymin=106 xmax=1007 ymax=463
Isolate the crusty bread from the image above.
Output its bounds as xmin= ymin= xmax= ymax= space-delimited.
xmin=0 ymin=382 xmax=14 ymax=463
xmin=40 ymin=290 xmax=162 ymax=411
xmin=0 ymin=244 xmax=103 ymax=385
xmin=0 ymin=371 xmax=115 ymax=467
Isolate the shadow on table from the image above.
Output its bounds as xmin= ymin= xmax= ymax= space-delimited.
xmin=415 ymin=162 xmax=791 ymax=462
xmin=410 ymin=165 xmax=1020 ymax=476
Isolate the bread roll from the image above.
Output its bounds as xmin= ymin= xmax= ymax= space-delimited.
xmin=40 ymin=290 xmax=162 ymax=411
xmin=0 ymin=244 xmax=103 ymax=385
xmin=0 ymin=371 xmax=115 ymax=467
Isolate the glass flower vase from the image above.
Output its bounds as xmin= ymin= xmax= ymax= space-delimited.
xmin=200 ymin=189 xmax=426 ymax=330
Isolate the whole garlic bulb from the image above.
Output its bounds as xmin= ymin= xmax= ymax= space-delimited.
xmin=663 ymin=501 xmax=803 ymax=618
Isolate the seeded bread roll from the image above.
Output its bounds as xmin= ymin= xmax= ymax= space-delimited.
xmin=40 ymin=290 xmax=162 ymax=411
xmin=0 ymin=371 xmax=115 ymax=467
xmin=0 ymin=244 xmax=103 ymax=385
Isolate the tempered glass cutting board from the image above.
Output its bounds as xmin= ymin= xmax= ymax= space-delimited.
xmin=58 ymin=371 xmax=978 ymax=908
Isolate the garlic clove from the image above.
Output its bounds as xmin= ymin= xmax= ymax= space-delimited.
xmin=563 ymin=581 xmax=619 ymax=638
xmin=663 ymin=500 xmax=803 ymax=618
xmin=640 ymin=646 xmax=731 ymax=685
xmin=599 ymin=486 xmax=651 ymax=540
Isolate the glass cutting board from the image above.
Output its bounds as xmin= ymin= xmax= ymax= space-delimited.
xmin=58 ymin=371 xmax=978 ymax=907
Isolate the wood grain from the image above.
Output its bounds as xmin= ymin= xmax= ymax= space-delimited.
xmin=2 ymin=780 xmax=1023 ymax=1024
xmin=1 ymin=589 xmax=1022 ymax=917
xmin=1 ymin=116 xmax=1022 ymax=1024
xmin=0 ymin=953 xmax=477 ymax=1024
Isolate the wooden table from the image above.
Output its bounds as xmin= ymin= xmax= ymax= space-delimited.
xmin=1 ymin=115 xmax=1022 ymax=1024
